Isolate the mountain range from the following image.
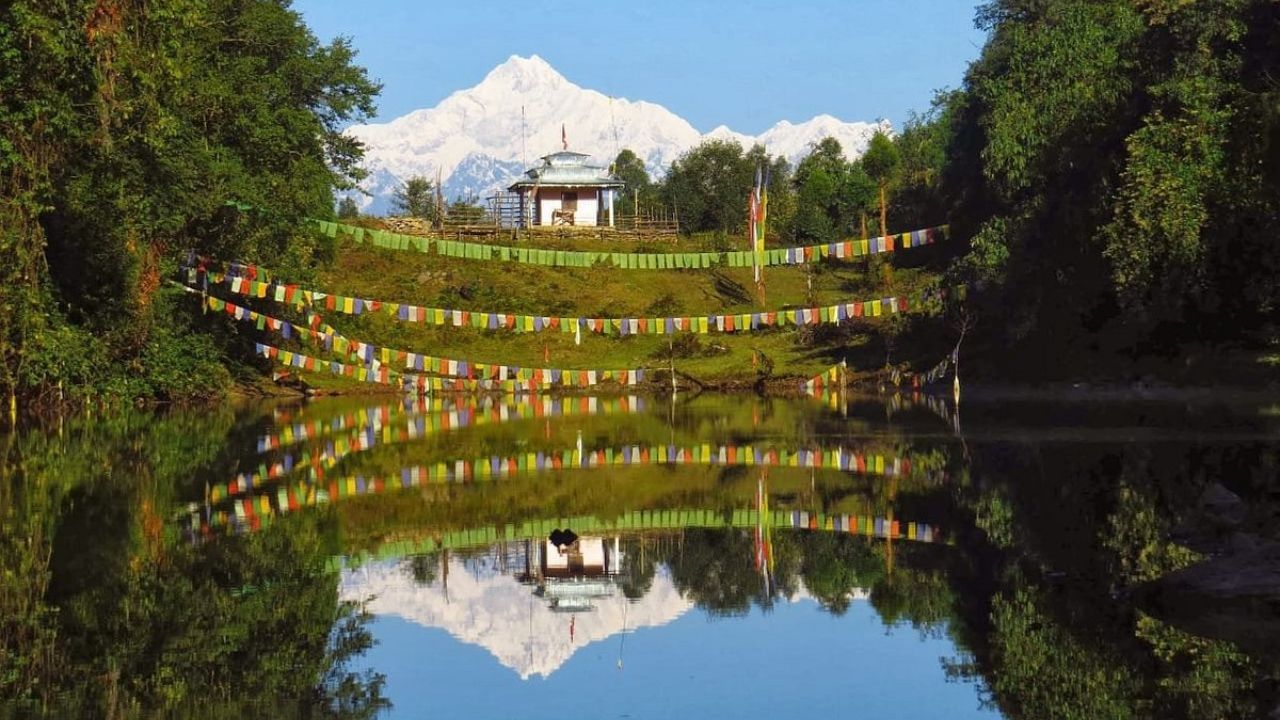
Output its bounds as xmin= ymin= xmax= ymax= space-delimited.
xmin=346 ymin=55 xmax=889 ymax=214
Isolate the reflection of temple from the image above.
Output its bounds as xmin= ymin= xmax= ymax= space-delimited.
xmin=517 ymin=536 xmax=623 ymax=612
xmin=340 ymin=547 xmax=690 ymax=679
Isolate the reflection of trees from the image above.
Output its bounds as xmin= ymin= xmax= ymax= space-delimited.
xmin=953 ymin=437 xmax=1280 ymax=719
xmin=1 ymin=410 xmax=389 ymax=716
xmin=986 ymin=584 xmax=1141 ymax=719
xmin=664 ymin=529 xmax=762 ymax=616
xmin=870 ymin=569 xmax=952 ymax=631
xmin=656 ymin=527 xmax=958 ymax=630
xmin=795 ymin=531 xmax=881 ymax=615
xmin=1134 ymin=613 xmax=1260 ymax=720
xmin=404 ymin=553 xmax=440 ymax=587
xmin=48 ymin=495 xmax=389 ymax=717
xmin=619 ymin=538 xmax=657 ymax=600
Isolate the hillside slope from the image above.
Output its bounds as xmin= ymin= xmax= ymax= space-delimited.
xmin=282 ymin=227 xmax=955 ymax=393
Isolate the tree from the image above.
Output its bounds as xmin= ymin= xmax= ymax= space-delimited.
xmin=792 ymin=137 xmax=873 ymax=242
xmin=612 ymin=149 xmax=654 ymax=215
xmin=391 ymin=176 xmax=438 ymax=220
xmin=337 ymin=197 xmax=360 ymax=219
xmin=660 ymin=140 xmax=790 ymax=236
xmin=861 ymin=130 xmax=900 ymax=237
xmin=933 ymin=0 xmax=1280 ymax=370
xmin=889 ymin=90 xmax=962 ymax=231
xmin=661 ymin=140 xmax=756 ymax=234
xmin=0 ymin=0 xmax=381 ymax=403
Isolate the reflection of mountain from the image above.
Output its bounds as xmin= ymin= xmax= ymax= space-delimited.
xmin=340 ymin=558 xmax=693 ymax=679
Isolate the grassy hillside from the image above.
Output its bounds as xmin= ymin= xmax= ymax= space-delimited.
xmin=291 ymin=226 xmax=955 ymax=392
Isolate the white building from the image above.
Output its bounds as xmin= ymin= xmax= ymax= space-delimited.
xmin=508 ymin=151 xmax=625 ymax=228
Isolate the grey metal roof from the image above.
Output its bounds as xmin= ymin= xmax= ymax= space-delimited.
xmin=542 ymin=151 xmax=591 ymax=166
xmin=508 ymin=151 xmax=625 ymax=190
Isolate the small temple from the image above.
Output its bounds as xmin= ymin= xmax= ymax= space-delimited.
xmin=508 ymin=150 xmax=624 ymax=228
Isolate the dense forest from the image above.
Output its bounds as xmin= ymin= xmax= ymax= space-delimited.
xmin=0 ymin=0 xmax=378 ymax=404
xmin=3 ymin=0 xmax=1279 ymax=405
xmin=628 ymin=0 xmax=1280 ymax=379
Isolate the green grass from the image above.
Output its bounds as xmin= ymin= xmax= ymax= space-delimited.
xmin=271 ymin=233 xmax=954 ymax=389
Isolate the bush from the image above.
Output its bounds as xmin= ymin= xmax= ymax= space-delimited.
xmin=139 ymin=317 xmax=232 ymax=401
xmin=20 ymin=290 xmax=231 ymax=403
xmin=17 ymin=315 xmax=111 ymax=402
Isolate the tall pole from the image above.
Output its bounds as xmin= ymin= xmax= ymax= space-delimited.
xmin=879 ymin=184 xmax=888 ymax=239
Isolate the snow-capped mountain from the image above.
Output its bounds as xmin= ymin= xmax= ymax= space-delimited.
xmin=347 ymin=55 xmax=889 ymax=214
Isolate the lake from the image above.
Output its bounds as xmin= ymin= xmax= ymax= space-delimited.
xmin=2 ymin=391 xmax=1278 ymax=718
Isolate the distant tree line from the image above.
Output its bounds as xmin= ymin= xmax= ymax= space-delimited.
xmin=601 ymin=125 xmax=927 ymax=248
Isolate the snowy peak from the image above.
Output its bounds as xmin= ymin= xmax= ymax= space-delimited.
xmin=480 ymin=54 xmax=569 ymax=93
xmin=347 ymin=55 xmax=888 ymax=213
xmin=754 ymin=115 xmax=892 ymax=163
xmin=704 ymin=124 xmax=754 ymax=147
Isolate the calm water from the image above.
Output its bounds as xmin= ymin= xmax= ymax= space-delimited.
xmin=3 ymin=391 xmax=1279 ymax=717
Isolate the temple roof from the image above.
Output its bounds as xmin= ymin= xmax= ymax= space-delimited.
xmin=509 ymin=151 xmax=625 ymax=190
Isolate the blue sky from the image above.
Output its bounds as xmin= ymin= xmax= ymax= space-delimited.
xmin=292 ymin=0 xmax=987 ymax=133
xmin=355 ymin=600 xmax=999 ymax=719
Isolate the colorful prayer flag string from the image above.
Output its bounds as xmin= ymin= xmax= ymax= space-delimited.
xmin=210 ymin=441 xmax=918 ymax=506
xmin=308 ymin=217 xmax=948 ymax=269
xmin=203 ymin=294 xmax=649 ymax=391
xmin=255 ymin=394 xmax=644 ymax=455
xmin=187 ymin=264 xmax=947 ymax=337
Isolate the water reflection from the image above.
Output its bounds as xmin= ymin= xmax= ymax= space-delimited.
xmin=0 ymin=406 xmax=387 ymax=717
xmin=3 ymin=392 xmax=1280 ymax=717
